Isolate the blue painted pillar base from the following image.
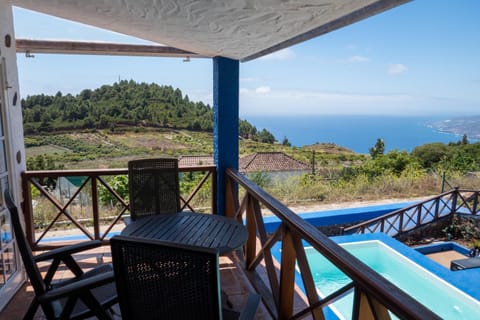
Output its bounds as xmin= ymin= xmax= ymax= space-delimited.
xmin=213 ymin=57 xmax=239 ymax=215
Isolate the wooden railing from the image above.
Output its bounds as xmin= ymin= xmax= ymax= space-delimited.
xmin=342 ymin=188 xmax=480 ymax=237
xmin=225 ymin=168 xmax=440 ymax=320
xmin=21 ymin=165 xmax=216 ymax=250
xmin=20 ymin=165 xmax=448 ymax=318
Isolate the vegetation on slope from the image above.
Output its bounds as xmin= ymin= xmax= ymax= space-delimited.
xmin=22 ymin=80 xmax=275 ymax=143
xmin=23 ymin=81 xmax=480 ymax=208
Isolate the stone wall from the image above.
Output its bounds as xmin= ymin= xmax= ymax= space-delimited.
xmin=395 ymin=217 xmax=452 ymax=244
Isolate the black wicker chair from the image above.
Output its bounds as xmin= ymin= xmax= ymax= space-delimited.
xmin=4 ymin=190 xmax=117 ymax=320
xmin=127 ymin=157 xmax=181 ymax=222
xmin=110 ymin=236 xmax=260 ymax=320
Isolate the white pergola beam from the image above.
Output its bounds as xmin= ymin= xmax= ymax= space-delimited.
xmin=15 ymin=39 xmax=207 ymax=58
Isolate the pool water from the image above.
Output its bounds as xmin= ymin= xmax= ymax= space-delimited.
xmin=306 ymin=240 xmax=480 ymax=320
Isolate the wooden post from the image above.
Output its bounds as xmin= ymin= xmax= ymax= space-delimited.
xmin=399 ymin=212 xmax=404 ymax=233
xmin=245 ymin=194 xmax=258 ymax=265
xmin=279 ymin=225 xmax=296 ymax=319
xmin=452 ymin=187 xmax=459 ymax=214
xmin=21 ymin=172 xmax=35 ymax=247
xmin=434 ymin=195 xmax=441 ymax=219
xmin=293 ymin=237 xmax=325 ymax=320
xmin=473 ymin=191 xmax=479 ymax=215
xmin=416 ymin=204 xmax=422 ymax=227
xmin=91 ymin=176 xmax=100 ymax=240
xmin=356 ymin=290 xmax=391 ymax=320
xmin=224 ymin=171 xmax=236 ymax=218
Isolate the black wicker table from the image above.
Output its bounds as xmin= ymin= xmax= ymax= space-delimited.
xmin=121 ymin=212 xmax=248 ymax=254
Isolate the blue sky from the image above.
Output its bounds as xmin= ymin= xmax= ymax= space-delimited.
xmin=12 ymin=1 xmax=480 ymax=117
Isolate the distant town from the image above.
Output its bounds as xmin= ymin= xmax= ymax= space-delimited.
xmin=429 ymin=116 xmax=480 ymax=140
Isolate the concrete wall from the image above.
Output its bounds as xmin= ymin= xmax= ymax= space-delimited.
xmin=262 ymin=201 xmax=417 ymax=234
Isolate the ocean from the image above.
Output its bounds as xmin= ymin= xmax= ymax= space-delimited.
xmin=244 ymin=115 xmax=470 ymax=154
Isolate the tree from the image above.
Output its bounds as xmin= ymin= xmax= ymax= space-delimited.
xmin=369 ymin=138 xmax=385 ymax=159
xmin=257 ymin=129 xmax=276 ymax=144
xmin=239 ymin=119 xmax=255 ymax=138
xmin=341 ymin=150 xmax=419 ymax=180
xmin=411 ymin=143 xmax=449 ymax=168
xmin=281 ymin=136 xmax=291 ymax=147
xmin=79 ymin=89 xmax=92 ymax=100
xmin=20 ymin=80 xmax=272 ymax=139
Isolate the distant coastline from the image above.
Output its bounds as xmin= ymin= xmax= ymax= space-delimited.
xmin=427 ymin=116 xmax=480 ymax=140
xmin=245 ymin=115 xmax=474 ymax=154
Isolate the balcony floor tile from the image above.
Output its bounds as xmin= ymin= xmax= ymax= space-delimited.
xmin=1 ymin=247 xmax=273 ymax=319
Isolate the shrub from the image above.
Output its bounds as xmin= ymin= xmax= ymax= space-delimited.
xmin=98 ymin=175 xmax=129 ymax=206
xmin=443 ymin=215 xmax=480 ymax=241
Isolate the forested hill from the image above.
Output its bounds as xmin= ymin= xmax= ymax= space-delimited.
xmin=21 ymin=80 xmax=277 ymax=143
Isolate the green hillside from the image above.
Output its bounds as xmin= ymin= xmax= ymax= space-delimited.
xmin=23 ymin=80 xmax=360 ymax=169
xmin=24 ymin=129 xmax=362 ymax=170
xmin=21 ymin=80 xmax=275 ymax=144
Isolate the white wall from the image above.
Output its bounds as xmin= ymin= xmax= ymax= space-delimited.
xmin=0 ymin=2 xmax=27 ymax=311
xmin=1 ymin=2 xmax=27 ymax=201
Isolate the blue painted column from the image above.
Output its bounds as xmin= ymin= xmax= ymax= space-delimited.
xmin=213 ymin=57 xmax=239 ymax=215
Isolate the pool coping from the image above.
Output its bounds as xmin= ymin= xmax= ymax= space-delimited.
xmin=263 ymin=201 xmax=416 ymax=233
xmin=414 ymin=241 xmax=471 ymax=256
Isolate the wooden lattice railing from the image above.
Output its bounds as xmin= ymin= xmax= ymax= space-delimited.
xmin=342 ymin=188 xmax=480 ymax=237
xmin=21 ymin=165 xmax=216 ymax=250
xmin=225 ymin=168 xmax=440 ymax=320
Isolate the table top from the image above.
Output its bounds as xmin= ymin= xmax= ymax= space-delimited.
xmin=121 ymin=212 xmax=248 ymax=254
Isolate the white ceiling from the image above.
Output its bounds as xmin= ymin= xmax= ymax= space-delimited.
xmin=12 ymin=0 xmax=409 ymax=62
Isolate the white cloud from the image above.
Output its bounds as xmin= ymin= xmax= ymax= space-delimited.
xmin=240 ymin=77 xmax=260 ymax=83
xmin=185 ymin=87 xmax=475 ymax=118
xmin=347 ymin=55 xmax=370 ymax=63
xmin=259 ymin=48 xmax=296 ymax=61
xmin=345 ymin=44 xmax=358 ymax=50
xmin=388 ymin=63 xmax=408 ymax=75
xmin=255 ymin=86 xmax=271 ymax=94
xmin=239 ymin=88 xmax=426 ymax=116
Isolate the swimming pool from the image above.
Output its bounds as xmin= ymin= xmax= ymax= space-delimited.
xmin=306 ymin=240 xmax=480 ymax=319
